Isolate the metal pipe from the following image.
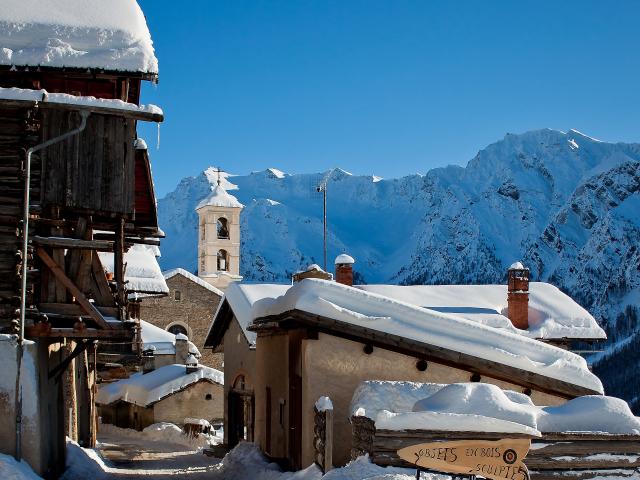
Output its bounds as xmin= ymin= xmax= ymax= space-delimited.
xmin=15 ymin=109 xmax=89 ymax=461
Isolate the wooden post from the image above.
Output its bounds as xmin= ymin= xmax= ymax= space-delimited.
xmin=313 ymin=398 xmax=333 ymax=474
xmin=114 ymin=217 xmax=126 ymax=320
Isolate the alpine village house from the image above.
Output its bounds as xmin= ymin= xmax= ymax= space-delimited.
xmin=0 ymin=3 xmax=162 ymax=477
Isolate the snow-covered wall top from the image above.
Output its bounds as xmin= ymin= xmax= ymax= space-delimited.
xmin=96 ymin=363 xmax=223 ymax=407
xmin=226 ymin=278 xmax=603 ymax=393
xmin=0 ymin=0 xmax=158 ymax=74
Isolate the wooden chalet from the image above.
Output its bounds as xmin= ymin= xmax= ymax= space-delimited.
xmin=0 ymin=2 xmax=163 ymax=476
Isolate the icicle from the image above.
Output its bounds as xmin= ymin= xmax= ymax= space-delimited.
xmin=156 ymin=122 xmax=160 ymax=150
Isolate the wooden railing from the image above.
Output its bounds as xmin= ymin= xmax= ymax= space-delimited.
xmin=351 ymin=416 xmax=640 ymax=479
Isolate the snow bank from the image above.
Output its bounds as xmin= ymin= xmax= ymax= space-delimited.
xmin=250 ymin=279 xmax=603 ymax=393
xmin=96 ymin=363 xmax=223 ymax=407
xmin=99 ymin=244 xmax=168 ymax=295
xmin=196 ymin=184 xmax=244 ymax=210
xmin=0 ymin=0 xmax=157 ymax=73
xmin=0 ymin=454 xmax=42 ymax=480
xmin=351 ymin=381 xmax=640 ymax=435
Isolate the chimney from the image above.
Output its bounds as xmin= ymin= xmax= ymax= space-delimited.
xmin=185 ymin=354 xmax=200 ymax=374
xmin=142 ymin=347 xmax=156 ymax=374
xmin=507 ymin=262 xmax=530 ymax=330
xmin=175 ymin=333 xmax=189 ymax=364
xmin=335 ymin=254 xmax=355 ymax=286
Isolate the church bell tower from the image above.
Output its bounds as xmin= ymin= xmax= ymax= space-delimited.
xmin=195 ymin=170 xmax=243 ymax=290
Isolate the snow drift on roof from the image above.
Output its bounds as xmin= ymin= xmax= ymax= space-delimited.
xmin=196 ymin=184 xmax=244 ymax=210
xmin=99 ymin=244 xmax=168 ymax=295
xmin=163 ymin=268 xmax=224 ymax=296
xmin=0 ymin=87 xmax=162 ymax=116
xmin=248 ymin=279 xmax=603 ymax=393
xmin=0 ymin=0 xmax=158 ymax=74
xmin=357 ymin=283 xmax=605 ymax=340
xmin=335 ymin=253 xmax=355 ymax=265
xmin=352 ymin=381 xmax=640 ymax=435
xmin=96 ymin=363 xmax=223 ymax=407
xmin=139 ymin=319 xmax=200 ymax=357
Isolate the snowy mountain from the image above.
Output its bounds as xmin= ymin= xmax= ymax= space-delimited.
xmin=157 ymin=128 xmax=640 ymax=410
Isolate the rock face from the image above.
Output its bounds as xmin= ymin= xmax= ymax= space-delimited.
xmin=158 ymin=128 xmax=640 ymax=411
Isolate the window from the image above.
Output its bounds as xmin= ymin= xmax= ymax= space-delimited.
xmin=174 ymin=290 xmax=181 ymax=301
xmin=200 ymin=221 xmax=206 ymax=241
xmin=200 ymin=255 xmax=205 ymax=273
xmin=217 ymin=249 xmax=229 ymax=271
xmin=205 ymin=394 xmax=212 ymax=401
xmin=168 ymin=324 xmax=188 ymax=336
xmin=217 ymin=217 xmax=229 ymax=239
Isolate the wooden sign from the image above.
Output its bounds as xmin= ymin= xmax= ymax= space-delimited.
xmin=397 ymin=439 xmax=531 ymax=480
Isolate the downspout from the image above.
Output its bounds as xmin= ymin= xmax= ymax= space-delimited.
xmin=15 ymin=109 xmax=90 ymax=461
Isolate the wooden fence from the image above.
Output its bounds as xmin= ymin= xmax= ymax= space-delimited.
xmin=351 ymin=416 xmax=640 ymax=479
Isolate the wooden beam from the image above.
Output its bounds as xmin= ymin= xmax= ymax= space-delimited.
xmin=38 ymin=302 xmax=118 ymax=318
xmin=36 ymin=247 xmax=113 ymax=329
xmin=33 ymin=235 xmax=113 ymax=251
xmin=26 ymin=327 xmax=132 ymax=340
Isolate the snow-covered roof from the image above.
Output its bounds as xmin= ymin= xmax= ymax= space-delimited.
xmin=195 ymin=184 xmax=244 ymax=210
xmin=223 ymin=279 xmax=603 ymax=393
xmin=509 ymin=261 xmax=526 ymax=270
xmin=163 ymin=268 xmax=224 ymax=296
xmin=0 ymin=87 xmax=162 ymax=118
xmin=96 ymin=363 xmax=223 ymax=407
xmin=139 ymin=319 xmax=200 ymax=357
xmin=220 ymin=283 xmax=290 ymax=347
xmin=99 ymin=244 xmax=168 ymax=295
xmin=351 ymin=381 xmax=640 ymax=435
xmin=357 ymin=283 xmax=605 ymax=340
xmin=0 ymin=0 xmax=158 ymax=74
xmin=335 ymin=254 xmax=355 ymax=265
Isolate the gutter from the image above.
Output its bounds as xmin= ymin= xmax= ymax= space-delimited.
xmin=15 ymin=109 xmax=90 ymax=461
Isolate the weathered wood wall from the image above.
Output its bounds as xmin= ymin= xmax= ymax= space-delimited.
xmin=351 ymin=417 xmax=640 ymax=479
xmin=40 ymin=110 xmax=137 ymax=217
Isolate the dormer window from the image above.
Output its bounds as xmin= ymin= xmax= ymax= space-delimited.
xmin=217 ymin=217 xmax=229 ymax=239
xmin=217 ymin=249 xmax=229 ymax=271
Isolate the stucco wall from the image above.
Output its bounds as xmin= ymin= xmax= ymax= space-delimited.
xmin=140 ymin=274 xmax=223 ymax=369
xmin=153 ymin=380 xmax=224 ymax=425
xmin=221 ymin=316 xmax=256 ymax=445
xmin=254 ymin=332 xmax=289 ymax=459
xmin=300 ymin=333 xmax=566 ymax=467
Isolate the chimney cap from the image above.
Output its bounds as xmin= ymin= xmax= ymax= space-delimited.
xmin=335 ymin=253 xmax=355 ymax=265
xmin=175 ymin=333 xmax=188 ymax=341
xmin=306 ymin=264 xmax=324 ymax=272
xmin=508 ymin=261 xmax=528 ymax=270
xmin=185 ymin=353 xmax=199 ymax=366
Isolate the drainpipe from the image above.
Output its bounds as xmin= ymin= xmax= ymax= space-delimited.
xmin=15 ymin=109 xmax=90 ymax=461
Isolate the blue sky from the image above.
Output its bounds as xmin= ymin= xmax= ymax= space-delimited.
xmin=137 ymin=0 xmax=640 ymax=196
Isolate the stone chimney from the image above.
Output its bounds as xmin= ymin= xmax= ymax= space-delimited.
xmin=175 ymin=333 xmax=190 ymax=364
xmin=335 ymin=254 xmax=355 ymax=286
xmin=507 ymin=262 xmax=530 ymax=330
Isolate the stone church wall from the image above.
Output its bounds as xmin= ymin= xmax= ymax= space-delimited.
xmin=140 ymin=274 xmax=223 ymax=369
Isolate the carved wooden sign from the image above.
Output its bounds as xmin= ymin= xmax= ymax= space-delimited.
xmin=397 ymin=438 xmax=531 ymax=480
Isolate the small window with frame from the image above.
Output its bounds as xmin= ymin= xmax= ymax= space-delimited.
xmin=174 ymin=290 xmax=182 ymax=301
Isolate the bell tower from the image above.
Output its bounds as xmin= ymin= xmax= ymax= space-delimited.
xmin=195 ymin=169 xmax=243 ymax=290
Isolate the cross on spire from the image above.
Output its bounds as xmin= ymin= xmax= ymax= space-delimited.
xmin=214 ymin=166 xmax=223 ymax=186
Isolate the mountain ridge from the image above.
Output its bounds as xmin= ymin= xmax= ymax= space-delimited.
xmin=157 ymin=128 xmax=640 ymax=410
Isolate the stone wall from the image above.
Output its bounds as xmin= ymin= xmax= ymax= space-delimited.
xmin=140 ymin=274 xmax=223 ymax=369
